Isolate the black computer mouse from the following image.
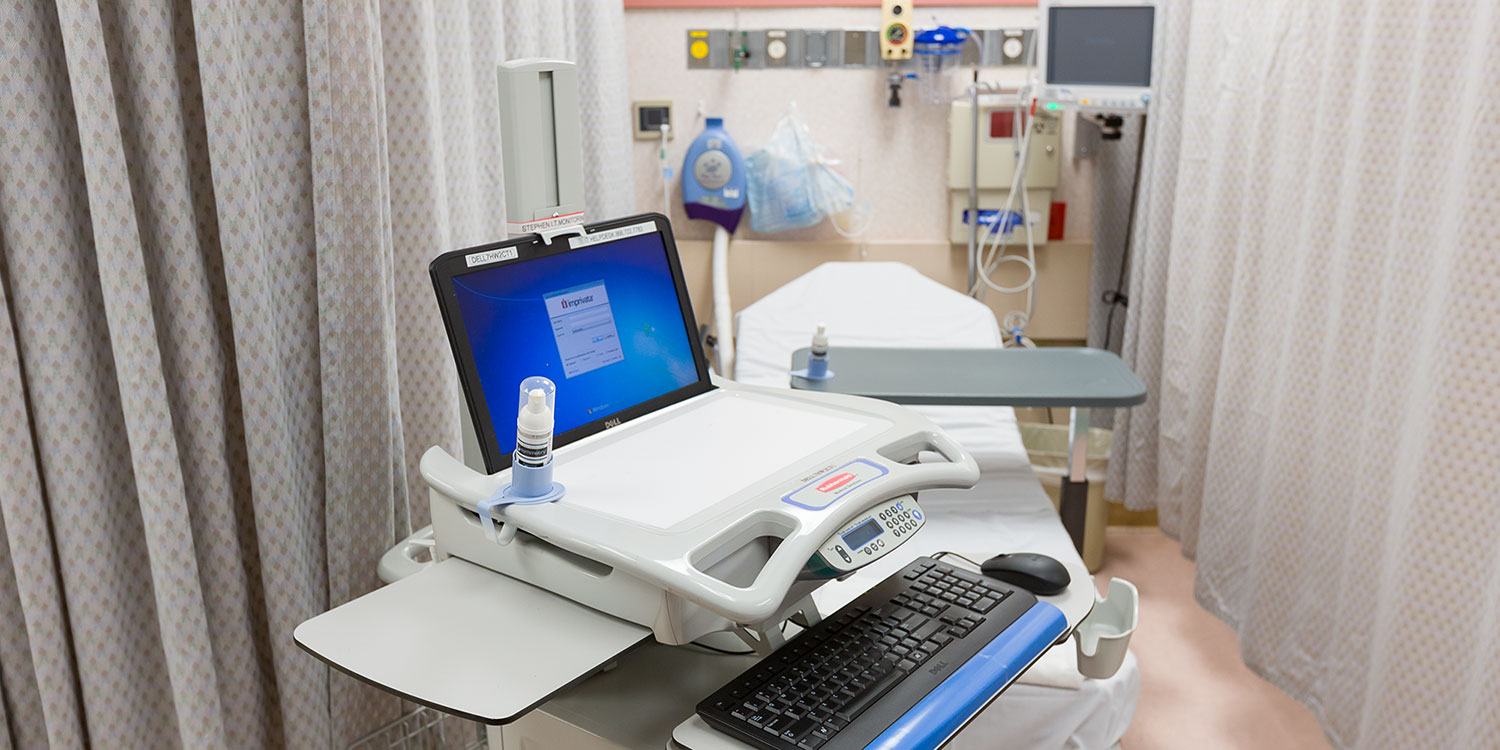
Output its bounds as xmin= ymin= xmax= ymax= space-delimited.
xmin=980 ymin=552 xmax=1071 ymax=596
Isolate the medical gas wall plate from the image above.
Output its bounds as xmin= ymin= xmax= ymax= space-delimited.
xmin=685 ymin=28 xmax=1033 ymax=70
xmin=803 ymin=29 xmax=834 ymax=68
xmin=763 ymin=29 xmax=795 ymax=67
xmin=843 ymin=30 xmax=873 ymax=67
xmin=880 ymin=0 xmax=914 ymax=61
xmin=685 ymin=29 xmax=721 ymax=70
xmin=802 ymin=495 xmax=925 ymax=580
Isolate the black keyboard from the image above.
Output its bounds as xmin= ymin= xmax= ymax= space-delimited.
xmin=696 ymin=557 xmax=1045 ymax=750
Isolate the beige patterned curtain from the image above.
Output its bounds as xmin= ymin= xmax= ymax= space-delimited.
xmin=0 ymin=1 xmax=628 ymax=748
xmin=1109 ymin=0 xmax=1500 ymax=747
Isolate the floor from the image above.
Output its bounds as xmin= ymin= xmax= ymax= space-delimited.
xmin=1096 ymin=527 xmax=1332 ymax=750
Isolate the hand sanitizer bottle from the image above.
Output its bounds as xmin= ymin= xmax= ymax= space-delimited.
xmin=512 ymin=376 xmax=556 ymax=496
xmin=806 ymin=323 xmax=831 ymax=379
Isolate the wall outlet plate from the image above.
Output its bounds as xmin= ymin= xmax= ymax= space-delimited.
xmin=633 ymin=100 xmax=674 ymax=140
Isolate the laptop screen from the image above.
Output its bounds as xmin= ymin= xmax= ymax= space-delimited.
xmin=433 ymin=215 xmax=710 ymax=470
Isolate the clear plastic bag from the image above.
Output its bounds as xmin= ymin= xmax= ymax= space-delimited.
xmin=746 ymin=106 xmax=870 ymax=236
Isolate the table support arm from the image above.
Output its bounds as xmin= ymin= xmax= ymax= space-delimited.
xmin=1059 ymin=407 xmax=1091 ymax=554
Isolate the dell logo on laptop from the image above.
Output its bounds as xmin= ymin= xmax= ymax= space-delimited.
xmin=604 ymin=417 xmax=621 ymax=428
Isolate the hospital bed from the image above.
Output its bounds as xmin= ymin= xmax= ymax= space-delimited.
xmin=733 ymin=261 xmax=1140 ymax=750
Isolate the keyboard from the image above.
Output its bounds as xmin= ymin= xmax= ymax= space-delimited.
xmin=696 ymin=556 xmax=1065 ymax=750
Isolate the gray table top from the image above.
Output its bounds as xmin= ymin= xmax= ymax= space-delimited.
xmin=789 ymin=346 xmax=1148 ymax=408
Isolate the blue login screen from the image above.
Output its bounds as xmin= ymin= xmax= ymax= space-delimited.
xmin=451 ymin=230 xmax=700 ymax=456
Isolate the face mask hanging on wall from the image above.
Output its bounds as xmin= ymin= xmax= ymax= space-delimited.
xmin=746 ymin=106 xmax=871 ymax=237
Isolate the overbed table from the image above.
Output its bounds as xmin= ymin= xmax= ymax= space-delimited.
xmin=789 ymin=347 xmax=1148 ymax=554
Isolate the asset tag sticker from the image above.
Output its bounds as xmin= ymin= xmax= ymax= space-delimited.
xmin=465 ymin=247 xmax=518 ymax=267
xmin=782 ymin=458 xmax=888 ymax=511
xmin=566 ymin=220 xmax=658 ymax=250
xmin=507 ymin=211 xmax=585 ymax=235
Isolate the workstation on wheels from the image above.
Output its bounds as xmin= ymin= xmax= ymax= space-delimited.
xmin=11 ymin=0 xmax=1490 ymax=747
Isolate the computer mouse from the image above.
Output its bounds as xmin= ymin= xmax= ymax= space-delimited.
xmin=980 ymin=552 xmax=1071 ymax=596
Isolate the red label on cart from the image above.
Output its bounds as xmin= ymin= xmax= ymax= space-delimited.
xmin=783 ymin=459 xmax=889 ymax=511
xmin=817 ymin=473 xmax=857 ymax=493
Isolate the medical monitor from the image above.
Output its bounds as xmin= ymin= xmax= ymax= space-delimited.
xmin=1039 ymin=3 xmax=1157 ymax=112
xmin=430 ymin=214 xmax=712 ymax=472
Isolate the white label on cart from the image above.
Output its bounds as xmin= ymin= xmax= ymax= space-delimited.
xmin=464 ymin=247 xmax=518 ymax=267
xmin=545 ymin=282 xmax=624 ymax=378
xmin=566 ymin=220 xmax=658 ymax=249
xmin=782 ymin=458 xmax=888 ymax=510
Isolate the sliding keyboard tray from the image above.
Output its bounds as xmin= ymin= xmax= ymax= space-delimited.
xmin=672 ymin=552 xmax=1099 ymax=750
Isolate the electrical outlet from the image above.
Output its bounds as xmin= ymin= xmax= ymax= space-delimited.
xmin=633 ymin=100 xmax=673 ymax=140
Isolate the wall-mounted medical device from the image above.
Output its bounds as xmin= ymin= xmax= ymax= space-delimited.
xmin=684 ymin=27 xmax=1033 ymax=70
xmin=947 ymin=100 xmax=1062 ymax=245
xmin=497 ymin=59 xmax=586 ymax=236
xmin=879 ymin=0 xmax=914 ymax=62
xmin=1037 ymin=2 xmax=1158 ymax=113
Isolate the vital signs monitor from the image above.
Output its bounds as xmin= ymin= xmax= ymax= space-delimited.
xmin=1038 ymin=2 xmax=1158 ymax=112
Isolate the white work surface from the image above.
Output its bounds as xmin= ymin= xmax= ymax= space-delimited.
xmin=560 ymin=391 xmax=872 ymax=530
xmin=293 ymin=557 xmax=649 ymax=724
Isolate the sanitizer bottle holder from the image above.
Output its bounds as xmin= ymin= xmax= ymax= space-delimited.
xmin=790 ymin=364 xmax=835 ymax=381
xmin=1073 ymin=577 xmax=1138 ymax=679
xmin=477 ymin=460 xmax=565 ymax=545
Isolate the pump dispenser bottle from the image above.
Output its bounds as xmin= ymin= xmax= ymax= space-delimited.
xmin=806 ymin=323 xmax=831 ymax=379
xmin=509 ymin=376 xmax=560 ymax=498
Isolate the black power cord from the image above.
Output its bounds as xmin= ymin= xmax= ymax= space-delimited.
xmin=1102 ymin=113 xmax=1148 ymax=353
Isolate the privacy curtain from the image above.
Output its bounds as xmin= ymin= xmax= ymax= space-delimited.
xmin=1108 ymin=1 xmax=1500 ymax=747
xmin=0 ymin=1 xmax=631 ymax=748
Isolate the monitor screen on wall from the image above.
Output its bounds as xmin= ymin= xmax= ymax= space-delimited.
xmin=1046 ymin=6 xmax=1155 ymax=88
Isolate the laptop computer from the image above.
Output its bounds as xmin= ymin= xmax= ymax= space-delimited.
xmin=429 ymin=213 xmax=714 ymax=473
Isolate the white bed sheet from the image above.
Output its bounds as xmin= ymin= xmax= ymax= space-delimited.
xmin=734 ymin=262 xmax=1139 ymax=750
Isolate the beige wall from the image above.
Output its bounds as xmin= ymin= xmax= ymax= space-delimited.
xmin=624 ymin=6 xmax=1095 ymax=245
